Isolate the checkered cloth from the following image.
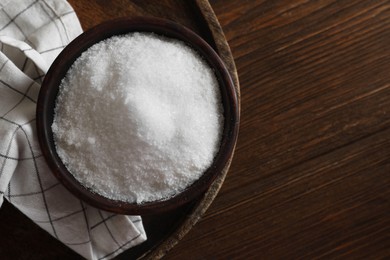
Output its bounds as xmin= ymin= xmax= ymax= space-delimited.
xmin=0 ymin=0 xmax=147 ymax=259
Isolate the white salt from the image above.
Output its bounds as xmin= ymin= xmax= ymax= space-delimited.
xmin=52 ymin=32 xmax=224 ymax=203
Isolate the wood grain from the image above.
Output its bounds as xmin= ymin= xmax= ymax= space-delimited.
xmin=167 ymin=0 xmax=390 ymax=258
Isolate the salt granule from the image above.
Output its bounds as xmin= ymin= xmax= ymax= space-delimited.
xmin=52 ymin=33 xmax=224 ymax=203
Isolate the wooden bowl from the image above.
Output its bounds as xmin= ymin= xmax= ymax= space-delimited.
xmin=36 ymin=17 xmax=239 ymax=215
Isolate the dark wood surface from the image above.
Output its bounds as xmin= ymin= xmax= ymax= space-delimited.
xmin=0 ymin=0 xmax=389 ymax=259
xmin=167 ymin=0 xmax=390 ymax=259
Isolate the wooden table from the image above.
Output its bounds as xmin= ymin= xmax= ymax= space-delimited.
xmin=166 ymin=0 xmax=390 ymax=258
xmin=0 ymin=0 xmax=389 ymax=259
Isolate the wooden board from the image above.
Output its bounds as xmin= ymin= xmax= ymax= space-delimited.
xmin=0 ymin=1 xmax=239 ymax=259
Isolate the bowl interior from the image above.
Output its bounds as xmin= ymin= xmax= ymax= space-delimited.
xmin=36 ymin=17 xmax=239 ymax=215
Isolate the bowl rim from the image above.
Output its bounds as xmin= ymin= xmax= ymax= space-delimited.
xmin=36 ymin=16 xmax=240 ymax=215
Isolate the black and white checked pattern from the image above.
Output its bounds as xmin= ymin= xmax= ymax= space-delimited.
xmin=0 ymin=1 xmax=146 ymax=259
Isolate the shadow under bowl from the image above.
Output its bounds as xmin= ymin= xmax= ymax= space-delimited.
xmin=36 ymin=17 xmax=239 ymax=215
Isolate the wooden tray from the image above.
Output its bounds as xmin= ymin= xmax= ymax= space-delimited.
xmin=0 ymin=1 xmax=240 ymax=259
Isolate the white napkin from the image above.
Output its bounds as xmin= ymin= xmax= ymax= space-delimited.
xmin=0 ymin=0 xmax=147 ymax=259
